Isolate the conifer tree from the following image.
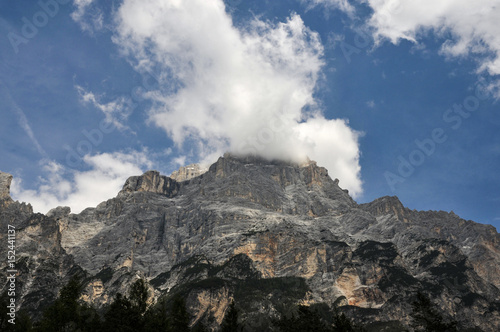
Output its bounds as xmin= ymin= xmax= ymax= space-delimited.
xmin=192 ymin=320 xmax=208 ymax=332
xmin=169 ymin=295 xmax=190 ymax=332
xmin=102 ymin=278 xmax=151 ymax=331
xmin=221 ymin=300 xmax=239 ymax=332
xmin=103 ymin=293 xmax=138 ymax=332
xmin=0 ymin=291 xmax=34 ymax=332
xmin=0 ymin=291 xmax=11 ymax=330
xmin=332 ymin=307 xmax=358 ymax=332
xmin=129 ymin=278 xmax=149 ymax=316
xmin=411 ymin=292 xmax=457 ymax=332
xmin=274 ymin=305 xmax=332 ymax=332
xmin=144 ymin=298 xmax=169 ymax=332
xmin=36 ymin=275 xmax=96 ymax=332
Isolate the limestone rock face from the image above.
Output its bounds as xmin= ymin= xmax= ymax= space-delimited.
xmin=119 ymin=170 xmax=180 ymax=197
xmin=1 ymin=154 xmax=499 ymax=331
xmin=0 ymin=201 xmax=79 ymax=318
xmin=0 ymin=171 xmax=13 ymax=199
xmin=47 ymin=206 xmax=71 ymax=219
xmin=170 ymin=164 xmax=208 ymax=182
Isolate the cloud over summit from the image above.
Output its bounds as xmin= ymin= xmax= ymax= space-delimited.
xmin=113 ymin=0 xmax=363 ymax=197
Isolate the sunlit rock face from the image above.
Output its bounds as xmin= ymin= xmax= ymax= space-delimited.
xmin=1 ymin=154 xmax=500 ymax=331
xmin=170 ymin=164 xmax=208 ymax=182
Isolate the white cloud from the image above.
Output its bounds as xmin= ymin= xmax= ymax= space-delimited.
xmin=172 ymin=155 xmax=187 ymax=167
xmin=71 ymin=0 xmax=103 ymax=33
xmin=76 ymin=85 xmax=133 ymax=131
xmin=112 ymin=0 xmax=363 ymax=197
xmin=364 ymin=0 xmax=500 ymax=93
xmin=11 ymin=151 xmax=153 ymax=214
xmin=301 ymin=0 xmax=355 ymax=15
xmin=296 ymin=116 xmax=362 ymax=195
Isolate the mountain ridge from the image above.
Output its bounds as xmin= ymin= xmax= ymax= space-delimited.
xmin=1 ymin=155 xmax=499 ymax=331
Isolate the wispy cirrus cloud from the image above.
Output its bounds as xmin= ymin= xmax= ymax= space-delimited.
xmin=300 ymin=0 xmax=355 ymax=15
xmin=0 ymin=82 xmax=48 ymax=158
xmin=71 ymin=0 xmax=104 ymax=33
xmin=75 ymin=85 xmax=134 ymax=132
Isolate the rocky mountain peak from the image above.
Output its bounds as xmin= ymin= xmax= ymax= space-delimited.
xmin=119 ymin=170 xmax=180 ymax=197
xmin=360 ymin=195 xmax=407 ymax=219
xmin=209 ymin=153 xmax=337 ymax=188
xmin=2 ymin=156 xmax=500 ymax=331
xmin=170 ymin=163 xmax=208 ymax=182
xmin=47 ymin=206 xmax=71 ymax=219
xmin=197 ymin=153 xmax=356 ymax=214
xmin=0 ymin=171 xmax=13 ymax=199
xmin=116 ymin=153 xmax=354 ymax=215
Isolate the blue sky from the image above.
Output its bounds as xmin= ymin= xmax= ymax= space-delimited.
xmin=0 ymin=0 xmax=499 ymax=230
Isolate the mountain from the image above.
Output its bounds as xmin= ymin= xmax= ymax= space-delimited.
xmin=1 ymin=154 xmax=499 ymax=331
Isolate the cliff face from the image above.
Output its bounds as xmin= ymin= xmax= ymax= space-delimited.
xmin=1 ymin=155 xmax=499 ymax=331
xmin=0 ymin=172 xmax=13 ymax=200
xmin=169 ymin=164 xmax=208 ymax=182
xmin=0 ymin=172 xmax=82 ymax=315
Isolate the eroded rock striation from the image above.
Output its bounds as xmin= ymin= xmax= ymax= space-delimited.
xmin=1 ymin=154 xmax=499 ymax=331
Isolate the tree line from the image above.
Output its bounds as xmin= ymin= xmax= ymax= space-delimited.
xmin=1 ymin=276 xmax=459 ymax=331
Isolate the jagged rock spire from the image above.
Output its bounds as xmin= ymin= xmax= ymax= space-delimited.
xmin=0 ymin=171 xmax=13 ymax=199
